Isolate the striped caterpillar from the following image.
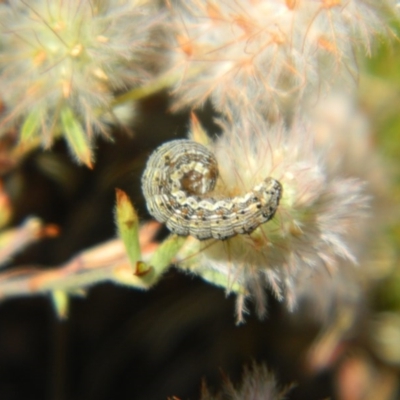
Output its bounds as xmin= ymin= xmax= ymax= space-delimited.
xmin=141 ymin=139 xmax=282 ymax=240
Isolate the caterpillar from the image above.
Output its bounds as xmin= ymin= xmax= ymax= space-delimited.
xmin=141 ymin=139 xmax=282 ymax=240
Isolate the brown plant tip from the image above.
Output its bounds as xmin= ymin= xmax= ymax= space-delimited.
xmin=115 ymin=188 xmax=128 ymax=205
xmin=134 ymin=261 xmax=152 ymax=277
xmin=40 ymin=224 xmax=60 ymax=238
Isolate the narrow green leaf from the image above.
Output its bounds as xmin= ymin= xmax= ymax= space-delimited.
xmin=60 ymin=107 xmax=93 ymax=167
xmin=21 ymin=110 xmax=41 ymax=142
xmin=115 ymin=189 xmax=142 ymax=272
xmin=51 ymin=290 xmax=69 ymax=319
xmin=119 ymin=234 xmax=187 ymax=288
xmin=147 ymin=234 xmax=186 ymax=276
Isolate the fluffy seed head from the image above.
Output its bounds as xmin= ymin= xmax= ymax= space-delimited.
xmin=166 ymin=0 xmax=398 ymax=117
xmin=0 ymin=0 xmax=161 ymax=164
xmin=176 ymin=115 xmax=370 ymax=322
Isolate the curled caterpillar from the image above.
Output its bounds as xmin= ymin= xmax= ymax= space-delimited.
xmin=141 ymin=139 xmax=282 ymax=240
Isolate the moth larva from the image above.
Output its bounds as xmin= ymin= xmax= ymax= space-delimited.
xmin=141 ymin=140 xmax=282 ymax=240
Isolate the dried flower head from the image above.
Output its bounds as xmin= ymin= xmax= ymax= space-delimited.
xmin=0 ymin=0 xmax=161 ymax=165
xmin=166 ymin=0 xmax=398 ymax=117
xmin=176 ymin=115 xmax=369 ymax=322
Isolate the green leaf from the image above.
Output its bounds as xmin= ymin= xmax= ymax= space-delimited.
xmin=21 ymin=110 xmax=41 ymax=142
xmin=51 ymin=290 xmax=69 ymax=319
xmin=115 ymin=189 xmax=142 ymax=272
xmin=60 ymin=107 xmax=93 ymax=167
xmin=137 ymin=234 xmax=186 ymax=287
xmin=149 ymin=234 xmax=186 ymax=276
xmin=115 ymin=191 xmax=186 ymax=286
